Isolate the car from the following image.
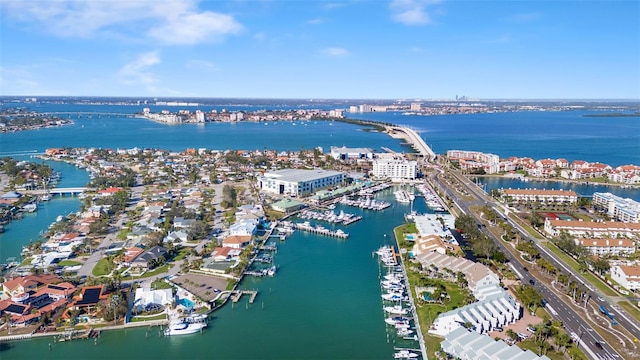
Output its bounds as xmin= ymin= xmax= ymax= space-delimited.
xmin=570 ymin=332 xmax=578 ymax=340
xmin=594 ymin=341 xmax=604 ymax=349
xmin=523 ymin=267 xmax=529 ymax=272
xmin=494 ymin=327 xmax=503 ymax=332
xmin=597 ymin=296 xmax=604 ymax=301
xmin=527 ymin=326 xmax=536 ymax=333
xmin=529 ymin=279 xmax=536 ymax=285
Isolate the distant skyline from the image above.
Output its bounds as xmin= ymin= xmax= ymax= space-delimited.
xmin=1 ymin=0 xmax=639 ymax=100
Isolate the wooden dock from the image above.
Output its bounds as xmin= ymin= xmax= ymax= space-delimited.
xmin=231 ymin=290 xmax=258 ymax=303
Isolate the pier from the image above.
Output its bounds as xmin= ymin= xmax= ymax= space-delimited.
xmin=293 ymin=222 xmax=349 ymax=239
xmin=230 ymin=290 xmax=258 ymax=303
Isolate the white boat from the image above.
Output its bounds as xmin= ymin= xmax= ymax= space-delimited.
xmin=394 ymin=349 xmax=419 ymax=359
xmin=385 ymin=316 xmax=410 ymax=326
xmin=397 ymin=328 xmax=415 ymax=337
xmin=22 ymin=203 xmax=37 ymax=212
xmin=384 ymin=305 xmax=408 ymax=315
xmin=41 ymin=193 xmax=52 ymax=201
xmin=164 ymin=321 xmax=206 ymax=336
xmin=382 ymin=293 xmax=406 ymax=302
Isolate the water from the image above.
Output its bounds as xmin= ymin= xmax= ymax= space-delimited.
xmin=476 ymin=176 xmax=640 ymax=201
xmin=347 ymin=111 xmax=640 ymax=167
xmin=1 ymin=102 xmax=639 ymax=358
xmin=3 ymin=188 xmax=425 ymax=359
xmin=0 ymin=160 xmax=89 ymax=262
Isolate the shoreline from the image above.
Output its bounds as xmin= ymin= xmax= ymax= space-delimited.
xmin=471 ymin=173 xmax=640 ymax=190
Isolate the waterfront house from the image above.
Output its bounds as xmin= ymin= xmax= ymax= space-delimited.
xmin=229 ymin=218 xmax=258 ymax=236
xmin=65 ymin=285 xmax=108 ymax=320
xmin=133 ymin=287 xmax=172 ymax=312
xmin=98 ymin=187 xmax=123 ymax=197
xmin=222 ymin=235 xmax=252 ymax=249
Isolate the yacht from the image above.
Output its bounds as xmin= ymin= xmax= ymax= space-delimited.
xmin=164 ymin=321 xmax=206 ymax=336
xmin=385 ymin=316 xmax=410 ymax=326
xmin=393 ymin=349 xmax=419 ymax=359
xmin=383 ymin=305 xmax=408 ymax=315
xmin=397 ymin=328 xmax=415 ymax=337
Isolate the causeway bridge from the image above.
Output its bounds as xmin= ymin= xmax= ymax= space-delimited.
xmin=35 ymin=112 xmax=137 ymax=118
xmin=386 ymin=126 xmax=437 ymax=161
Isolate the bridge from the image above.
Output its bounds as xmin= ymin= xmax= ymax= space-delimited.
xmin=35 ymin=112 xmax=137 ymax=118
xmin=24 ymin=187 xmax=88 ymax=196
xmin=386 ymin=126 xmax=437 ymax=161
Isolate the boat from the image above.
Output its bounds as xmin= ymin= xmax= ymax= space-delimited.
xmin=397 ymin=328 xmax=415 ymax=337
xmin=22 ymin=203 xmax=37 ymax=213
xmin=384 ymin=305 xmax=408 ymax=315
xmin=164 ymin=320 xmax=206 ymax=336
xmin=40 ymin=193 xmax=52 ymax=201
xmin=384 ymin=316 xmax=410 ymax=326
xmin=267 ymin=265 xmax=276 ymax=277
xmin=394 ymin=349 xmax=419 ymax=359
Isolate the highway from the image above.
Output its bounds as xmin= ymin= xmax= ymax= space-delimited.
xmin=431 ymin=169 xmax=628 ymax=360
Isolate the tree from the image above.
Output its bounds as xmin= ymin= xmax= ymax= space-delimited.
xmin=589 ymin=258 xmax=610 ymax=275
xmin=188 ymin=220 xmax=210 ymax=241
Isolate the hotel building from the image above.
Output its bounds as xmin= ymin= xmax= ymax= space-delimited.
xmin=372 ymin=159 xmax=417 ymax=180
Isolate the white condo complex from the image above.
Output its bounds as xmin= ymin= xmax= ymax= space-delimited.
xmin=256 ymin=169 xmax=344 ymax=196
xmin=372 ymin=159 xmax=417 ymax=180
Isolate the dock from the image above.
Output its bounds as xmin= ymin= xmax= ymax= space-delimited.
xmin=293 ymin=222 xmax=348 ymax=239
xmin=230 ymin=290 xmax=258 ymax=303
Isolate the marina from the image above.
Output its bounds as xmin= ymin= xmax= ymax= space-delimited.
xmin=338 ymin=195 xmax=391 ymax=211
xmin=297 ymin=208 xmax=362 ymax=226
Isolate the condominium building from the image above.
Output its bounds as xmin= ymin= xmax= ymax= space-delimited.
xmin=441 ymin=327 xmax=551 ymax=360
xmin=502 ymin=189 xmax=577 ymax=204
xmin=257 ymin=169 xmax=344 ymax=196
xmin=329 ymin=146 xmax=374 ymax=160
xmin=577 ymin=238 xmax=636 ymax=256
xmin=372 ymin=159 xmax=417 ymax=180
xmin=544 ymin=219 xmax=640 ymax=238
xmin=593 ymin=192 xmax=640 ymax=223
xmin=611 ymin=265 xmax=640 ymax=292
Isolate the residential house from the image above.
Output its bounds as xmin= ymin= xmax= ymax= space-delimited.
xmin=611 ymin=265 xmax=640 ymax=292
xmin=131 ymin=246 xmax=169 ymax=269
xmin=222 ymin=235 xmax=252 ymax=249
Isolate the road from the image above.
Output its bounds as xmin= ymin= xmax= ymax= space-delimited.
xmin=431 ymin=169 xmax=626 ymax=360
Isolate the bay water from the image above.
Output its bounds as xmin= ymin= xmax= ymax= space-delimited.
xmin=1 ymin=102 xmax=639 ymax=358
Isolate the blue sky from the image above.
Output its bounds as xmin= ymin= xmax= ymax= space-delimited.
xmin=1 ymin=0 xmax=638 ymax=99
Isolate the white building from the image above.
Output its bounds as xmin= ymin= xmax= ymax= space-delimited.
xmin=502 ymin=189 xmax=578 ymax=204
xmin=611 ymin=265 xmax=640 ymax=292
xmin=372 ymin=159 xmax=417 ymax=180
xmin=441 ymin=327 xmax=550 ymax=360
xmin=329 ymin=146 xmax=374 ymax=160
xmin=429 ymin=285 xmax=521 ymax=336
xmin=578 ymin=238 xmax=636 ymax=256
xmin=257 ymin=169 xmax=344 ymax=196
xmin=593 ymin=192 xmax=640 ymax=223
xmin=544 ymin=219 xmax=640 ymax=238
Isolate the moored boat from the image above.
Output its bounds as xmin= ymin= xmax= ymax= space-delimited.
xmin=164 ymin=320 xmax=206 ymax=336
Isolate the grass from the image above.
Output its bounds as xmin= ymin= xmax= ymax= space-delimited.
xmin=129 ymin=313 xmax=167 ymax=323
xmin=122 ymin=264 xmax=171 ymax=280
xmin=544 ymin=242 xmax=618 ymax=297
xmin=92 ymin=258 xmax=112 ymax=276
xmin=618 ymin=301 xmax=640 ymax=324
xmin=58 ymin=260 xmax=82 ymax=266
xmin=173 ymin=247 xmax=191 ymax=261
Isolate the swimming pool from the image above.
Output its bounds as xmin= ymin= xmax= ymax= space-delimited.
xmin=177 ymin=297 xmax=195 ymax=309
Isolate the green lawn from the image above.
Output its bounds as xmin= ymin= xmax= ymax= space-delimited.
xmin=544 ymin=242 xmax=618 ymax=297
xmin=58 ymin=260 xmax=82 ymax=267
xmin=173 ymin=247 xmax=191 ymax=261
xmin=129 ymin=313 xmax=167 ymax=322
xmin=122 ymin=264 xmax=171 ymax=280
xmin=92 ymin=258 xmax=112 ymax=276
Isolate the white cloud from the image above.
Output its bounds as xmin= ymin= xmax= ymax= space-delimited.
xmin=118 ymin=52 xmax=161 ymax=85
xmin=390 ymin=0 xmax=442 ymax=25
xmin=320 ymin=47 xmax=350 ymax=57
xmin=2 ymin=0 xmax=243 ymax=45
xmin=307 ymin=18 xmax=325 ymax=25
